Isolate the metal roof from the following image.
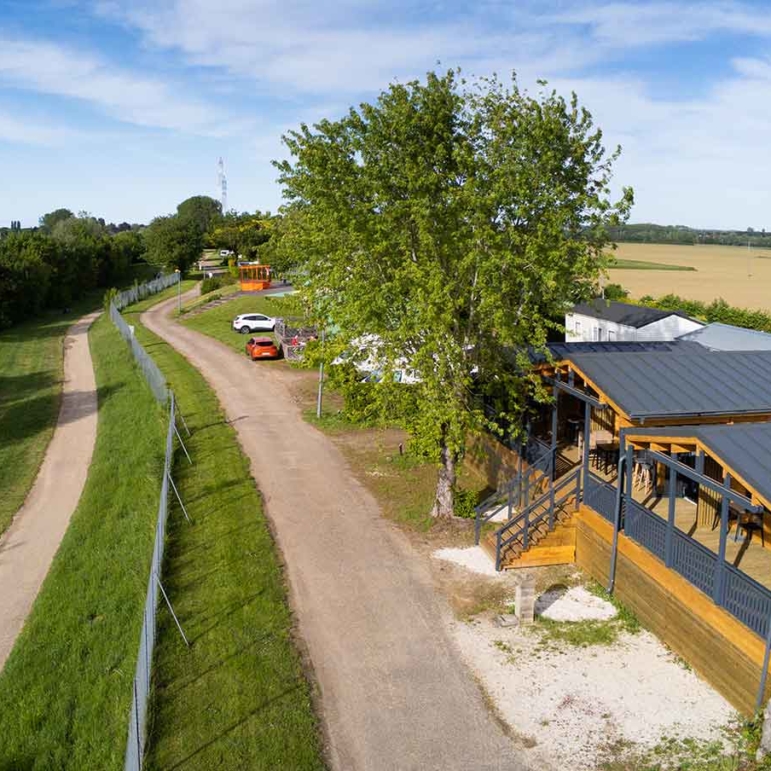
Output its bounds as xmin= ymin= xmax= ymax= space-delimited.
xmin=565 ymin=349 xmax=771 ymax=420
xmin=546 ymin=340 xmax=701 ymax=359
xmin=677 ymin=322 xmax=771 ymax=351
xmin=569 ymin=299 xmax=699 ymax=328
xmin=623 ymin=422 xmax=771 ymax=509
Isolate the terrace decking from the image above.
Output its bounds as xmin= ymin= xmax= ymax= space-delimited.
xmin=575 ymin=448 xmax=771 ymax=592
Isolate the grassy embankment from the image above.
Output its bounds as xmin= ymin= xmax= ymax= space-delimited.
xmin=183 ymin=295 xmax=489 ymax=532
xmin=0 ymin=313 xmax=166 ymax=770
xmin=0 ymin=311 xmax=83 ymax=536
xmin=122 ymin=294 xmax=324 ymax=770
xmin=0 ymin=281 xmax=194 ymax=539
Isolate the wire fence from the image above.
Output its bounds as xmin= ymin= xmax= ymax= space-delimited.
xmin=109 ymin=304 xmax=169 ymax=404
xmin=124 ymin=393 xmax=177 ymax=771
xmin=114 ymin=272 xmax=180 ymax=311
xmin=106 ymin=275 xmax=191 ymax=771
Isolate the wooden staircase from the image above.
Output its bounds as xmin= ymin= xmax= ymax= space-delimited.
xmin=481 ymin=465 xmax=581 ymax=571
xmin=482 ymin=503 xmax=577 ymax=569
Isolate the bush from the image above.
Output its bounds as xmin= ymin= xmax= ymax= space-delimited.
xmin=200 ymin=274 xmax=236 ymax=295
xmin=453 ymin=487 xmax=478 ymax=519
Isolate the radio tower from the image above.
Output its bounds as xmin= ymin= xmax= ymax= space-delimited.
xmin=217 ymin=157 xmax=228 ymax=213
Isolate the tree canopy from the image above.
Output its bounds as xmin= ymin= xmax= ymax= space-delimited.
xmin=276 ymin=69 xmax=633 ymax=517
xmin=39 ymin=208 xmax=74 ymax=233
xmin=177 ymin=196 xmax=222 ymax=236
xmin=144 ymin=214 xmax=203 ymax=273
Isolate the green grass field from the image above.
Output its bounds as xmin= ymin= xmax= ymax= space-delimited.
xmin=122 ymin=297 xmax=324 ymax=770
xmin=0 ymin=295 xmax=106 ymax=536
xmin=610 ymin=258 xmax=695 ymax=271
xmin=0 ymin=314 xmax=166 ymax=770
xmin=182 ymin=293 xmax=302 ymax=354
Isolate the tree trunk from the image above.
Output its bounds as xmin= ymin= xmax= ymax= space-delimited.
xmin=431 ymin=441 xmax=457 ymax=518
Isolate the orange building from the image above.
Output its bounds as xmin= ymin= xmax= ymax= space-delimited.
xmin=238 ymin=263 xmax=272 ymax=292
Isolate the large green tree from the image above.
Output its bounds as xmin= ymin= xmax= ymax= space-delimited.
xmin=177 ymin=195 xmax=222 ymax=236
xmin=38 ymin=208 xmax=74 ymax=233
xmin=276 ymin=69 xmax=633 ymax=517
xmin=143 ymin=215 xmax=202 ymax=272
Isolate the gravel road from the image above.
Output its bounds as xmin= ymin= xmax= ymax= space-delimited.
xmin=142 ymin=294 xmax=527 ymax=771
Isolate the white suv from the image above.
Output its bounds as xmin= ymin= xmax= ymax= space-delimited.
xmin=232 ymin=313 xmax=275 ymax=334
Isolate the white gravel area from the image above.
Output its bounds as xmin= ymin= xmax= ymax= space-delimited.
xmin=432 ymin=546 xmax=500 ymax=576
xmin=537 ymin=586 xmax=617 ymax=622
xmin=452 ymin=615 xmax=736 ymax=769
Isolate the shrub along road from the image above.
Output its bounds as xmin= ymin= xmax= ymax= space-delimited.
xmin=143 ymin=293 xmax=525 ymax=771
xmin=0 ymin=311 xmax=99 ymax=670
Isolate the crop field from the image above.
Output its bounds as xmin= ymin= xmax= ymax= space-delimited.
xmin=607 ymin=243 xmax=771 ymax=310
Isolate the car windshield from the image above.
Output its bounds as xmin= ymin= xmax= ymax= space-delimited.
xmin=255 ymin=340 xmax=273 ymax=347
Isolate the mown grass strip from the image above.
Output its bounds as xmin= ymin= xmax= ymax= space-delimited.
xmin=0 ymin=313 xmax=166 ymax=770
xmin=0 ymin=294 xmax=104 ymax=536
xmin=123 ymin=296 xmax=325 ymax=770
xmin=610 ymin=258 xmax=696 ymax=271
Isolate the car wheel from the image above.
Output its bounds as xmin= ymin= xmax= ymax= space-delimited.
xmin=239 ymin=326 xmax=251 ymax=334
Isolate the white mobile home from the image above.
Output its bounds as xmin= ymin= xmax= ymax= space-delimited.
xmin=566 ymin=300 xmax=703 ymax=343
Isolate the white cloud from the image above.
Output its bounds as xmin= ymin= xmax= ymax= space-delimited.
xmin=547 ymin=1 xmax=771 ymax=48
xmin=0 ymin=37 xmax=242 ymax=135
xmin=11 ymin=0 xmax=771 ymax=227
xmin=0 ymin=111 xmax=79 ymax=146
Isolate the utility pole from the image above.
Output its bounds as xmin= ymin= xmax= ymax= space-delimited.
xmin=316 ymin=329 xmax=326 ymax=419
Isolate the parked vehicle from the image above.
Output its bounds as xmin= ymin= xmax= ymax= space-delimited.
xmin=232 ymin=313 xmax=275 ymax=334
xmin=246 ymin=337 xmax=280 ymax=360
xmin=219 ymin=249 xmax=233 ymax=257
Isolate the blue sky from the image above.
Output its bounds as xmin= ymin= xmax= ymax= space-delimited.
xmin=2 ymin=0 xmax=771 ymax=229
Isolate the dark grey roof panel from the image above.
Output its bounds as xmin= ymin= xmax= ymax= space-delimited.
xmin=566 ymin=350 xmax=771 ymax=419
xmin=547 ymin=340 xmax=702 ymax=359
xmin=677 ymin=323 xmax=771 ymax=351
xmin=623 ymin=422 xmax=771 ymax=508
xmin=570 ymin=299 xmax=699 ymax=328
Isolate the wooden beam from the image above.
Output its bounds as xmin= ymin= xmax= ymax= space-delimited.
xmin=647 ymin=451 xmax=762 ymax=512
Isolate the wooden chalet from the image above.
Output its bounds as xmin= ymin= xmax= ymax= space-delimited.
xmin=475 ymin=342 xmax=771 ymax=713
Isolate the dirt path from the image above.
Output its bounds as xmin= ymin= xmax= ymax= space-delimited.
xmin=0 ymin=312 xmax=99 ymax=670
xmin=143 ymin=296 xmax=527 ymax=771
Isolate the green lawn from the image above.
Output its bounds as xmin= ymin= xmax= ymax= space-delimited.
xmin=0 ymin=296 xmax=104 ymax=536
xmin=0 ymin=280 xmax=193 ymax=540
xmin=122 ymin=299 xmax=325 ymax=770
xmin=610 ymin=258 xmax=696 ymax=271
xmin=182 ymin=293 xmax=302 ymax=354
xmin=0 ymin=314 xmax=166 ymax=770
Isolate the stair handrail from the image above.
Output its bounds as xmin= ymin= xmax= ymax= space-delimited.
xmin=473 ymin=442 xmax=552 ymax=544
xmin=494 ymin=467 xmax=580 ymax=571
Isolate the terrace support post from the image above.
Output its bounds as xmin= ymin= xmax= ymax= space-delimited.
xmin=665 ymin=466 xmax=677 ymax=568
xmin=713 ymin=473 xmax=731 ymax=607
xmin=517 ymin=442 xmax=524 ymax=510
xmin=607 ymin=453 xmax=627 ymax=595
xmin=549 ymin=385 xmax=558 ymax=529
xmin=756 ymin=614 xmax=771 ymax=713
xmin=625 ymin=442 xmax=633 ymax=530
xmin=581 ymin=400 xmax=591 ymax=501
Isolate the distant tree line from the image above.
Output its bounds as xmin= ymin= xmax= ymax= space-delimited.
xmin=0 ymin=211 xmax=147 ymax=328
xmin=609 ymin=223 xmax=771 ymax=248
xmin=0 ymin=195 xmax=299 ymax=329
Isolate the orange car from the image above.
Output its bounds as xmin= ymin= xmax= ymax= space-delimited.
xmin=246 ymin=336 xmax=280 ymax=360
